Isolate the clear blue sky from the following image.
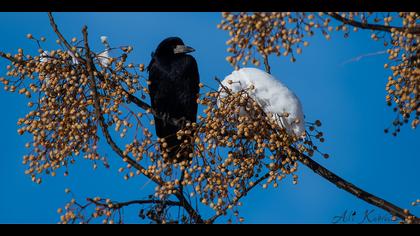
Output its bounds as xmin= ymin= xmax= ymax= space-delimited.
xmin=0 ymin=12 xmax=418 ymax=224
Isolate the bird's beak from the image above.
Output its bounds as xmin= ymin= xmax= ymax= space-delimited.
xmin=174 ymin=45 xmax=195 ymax=54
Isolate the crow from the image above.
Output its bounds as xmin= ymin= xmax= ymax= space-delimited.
xmin=147 ymin=37 xmax=200 ymax=163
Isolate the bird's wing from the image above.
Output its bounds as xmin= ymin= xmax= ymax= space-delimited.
xmin=147 ymin=55 xmax=178 ymax=135
xmin=172 ymin=55 xmax=200 ymax=123
xmin=147 ymin=55 xmax=199 ymax=136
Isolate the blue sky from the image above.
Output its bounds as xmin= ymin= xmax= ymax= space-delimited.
xmin=0 ymin=12 xmax=418 ymax=224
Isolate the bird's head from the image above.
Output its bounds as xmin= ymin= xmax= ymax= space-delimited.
xmin=154 ymin=37 xmax=195 ymax=58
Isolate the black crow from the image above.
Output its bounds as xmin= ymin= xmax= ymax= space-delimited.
xmin=147 ymin=37 xmax=200 ymax=163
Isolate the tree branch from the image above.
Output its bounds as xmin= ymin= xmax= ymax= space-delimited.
xmin=211 ymin=79 xmax=420 ymax=223
xmin=13 ymin=13 xmax=201 ymax=223
xmin=0 ymin=51 xmax=18 ymax=63
xmin=87 ymin=198 xmax=181 ymax=209
xmin=208 ymin=145 xmax=419 ymax=224
xmin=1 ymin=13 xmax=416 ymax=224
xmin=49 ymin=12 xmax=186 ymax=129
xmin=83 ymin=28 xmax=161 ymax=186
xmin=327 ymin=12 xmax=420 ymax=34
xmin=48 ymin=12 xmax=86 ymax=64
xmin=81 ymin=25 xmax=203 ymax=224
xmin=263 ymin=55 xmax=271 ymax=74
xmin=292 ymin=147 xmax=419 ymax=224
xmin=83 ymin=29 xmax=149 ymax=177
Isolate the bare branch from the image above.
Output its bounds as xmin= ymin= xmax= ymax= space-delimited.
xmin=292 ymin=147 xmax=420 ymax=224
xmin=207 ymin=144 xmax=419 ymax=224
xmin=327 ymin=12 xmax=420 ymax=34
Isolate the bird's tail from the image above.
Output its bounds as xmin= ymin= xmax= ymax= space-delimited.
xmin=164 ymin=135 xmax=181 ymax=162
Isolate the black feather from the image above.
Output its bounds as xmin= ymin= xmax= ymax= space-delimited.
xmin=147 ymin=37 xmax=199 ymax=163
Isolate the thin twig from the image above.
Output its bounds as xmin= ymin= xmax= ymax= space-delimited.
xmin=48 ymin=12 xmax=86 ymax=64
xmin=87 ymin=198 xmax=181 ymax=209
xmin=340 ymin=50 xmax=387 ymax=66
xmin=207 ymin=171 xmax=271 ymax=223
